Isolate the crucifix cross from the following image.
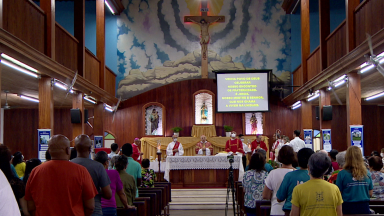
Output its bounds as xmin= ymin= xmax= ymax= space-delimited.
xmin=184 ymin=1 xmax=225 ymax=79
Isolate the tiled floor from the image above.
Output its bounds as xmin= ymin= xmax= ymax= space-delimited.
xmin=170 ymin=210 xmax=229 ymax=216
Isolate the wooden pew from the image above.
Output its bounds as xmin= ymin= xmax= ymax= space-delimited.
xmin=256 ymin=200 xmax=271 ymax=216
xmin=139 ymin=188 xmax=164 ymax=216
xmin=139 ymin=192 xmax=157 ymax=216
xmin=239 ymin=185 xmax=245 ymax=216
xmin=135 ymin=197 xmax=151 ymax=216
xmin=154 ymin=183 xmax=170 ymax=216
xmin=132 ymin=201 xmax=147 ymax=216
xmin=116 ymin=208 xmax=137 ymax=216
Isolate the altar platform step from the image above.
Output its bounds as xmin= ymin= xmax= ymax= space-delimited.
xmin=170 ymin=189 xmax=234 ymax=210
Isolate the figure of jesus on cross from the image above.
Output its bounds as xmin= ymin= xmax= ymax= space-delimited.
xmin=184 ymin=1 xmax=225 ymax=78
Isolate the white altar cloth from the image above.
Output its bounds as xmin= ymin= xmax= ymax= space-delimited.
xmin=149 ymin=161 xmax=166 ymax=172
xmin=164 ymin=155 xmax=244 ymax=182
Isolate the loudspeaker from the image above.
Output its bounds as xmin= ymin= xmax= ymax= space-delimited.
xmin=323 ymin=105 xmax=333 ymax=121
xmin=70 ymin=109 xmax=82 ymax=124
xmin=84 ymin=109 xmax=88 ymax=123
xmin=315 ymin=106 xmax=319 ymax=120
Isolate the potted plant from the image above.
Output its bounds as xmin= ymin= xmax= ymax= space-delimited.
xmin=171 ymin=127 xmax=183 ymax=136
xmin=224 ymin=125 xmax=233 ymax=137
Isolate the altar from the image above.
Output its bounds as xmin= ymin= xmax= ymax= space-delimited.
xmin=164 ymin=155 xmax=243 ymax=188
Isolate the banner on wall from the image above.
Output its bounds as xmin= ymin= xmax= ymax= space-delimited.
xmin=94 ymin=136 xmax=103 ymax=149
xmin=303 ymin=129 xmax=313 ymax=149
xmin=322 ymin=129 xmax=332 ymax=152
xmin=350 ymin=125 xmax=364 ymax=155
xmin=37 ymin=129 xmax=51 ymax=162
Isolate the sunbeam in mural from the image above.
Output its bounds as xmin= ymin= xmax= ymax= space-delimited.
xmin=117 ymin=0 xmax=291 ymax=99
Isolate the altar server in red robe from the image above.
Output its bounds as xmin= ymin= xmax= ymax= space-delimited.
xmin=132 ymin=138 xmax=143 ymax=164
xmin=166 ymin=135 xmax=184 ymax=156
xmin=225 ymin=131 xmax=244 ymax=155
xmin=195 ymin=135 xmax=213 ymax=156
xmin=251 ymin=134 xmax=268 ymax=153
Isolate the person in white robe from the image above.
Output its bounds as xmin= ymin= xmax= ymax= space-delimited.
xmin=166 ymin=135 xmax=184 ymax=156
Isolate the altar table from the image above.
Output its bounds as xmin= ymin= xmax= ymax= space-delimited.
xmin=164 ymin=155 xmax=244 ymax=188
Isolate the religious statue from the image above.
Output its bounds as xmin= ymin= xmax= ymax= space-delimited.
xmin=250 ymin=113 xmax=257 ymax=134
xmin=201 ymin=102 xmax=208 ymax=123
xmin=185 ymin=17 xmax=223 ymax=60
xmin=149 ymin=109 xmax=159 ymax=135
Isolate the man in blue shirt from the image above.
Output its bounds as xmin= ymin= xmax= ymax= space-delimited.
xmin=121 ymin=143 xmax=142 ymax=197
xmin=276 ymin=148 xmax=315 ymax=216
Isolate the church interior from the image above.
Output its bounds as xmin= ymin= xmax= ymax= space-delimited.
xmin=1 ymin=0 xmax=384 ymax=215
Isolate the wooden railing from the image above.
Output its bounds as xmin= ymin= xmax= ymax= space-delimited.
xmin=85 ymin=49 xmax=100 ymax=87
xmin=326 ymin=20 xmax=346 ymax=67
xmin=55 ymin=23 xmax=78 ymax=72
xmin=306 ymin=46 xmax=320 ymax=81
xmin=292 ymin=65 xmax=302 ymax=92
xmin=3 ymin=0 xmax=45 ymax=53
xmin=105 ymin=67 xmax=117 ymax=96
xmin=355 ymin=0 xmax=384 ymax=46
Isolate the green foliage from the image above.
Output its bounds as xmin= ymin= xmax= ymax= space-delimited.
xmin=268 ymin=160 xmax=279 ymax=169
xmin=171 ymin=127 xmax=183 ymax=132
xmin=224 ymin=125 xmax=233 ymax=132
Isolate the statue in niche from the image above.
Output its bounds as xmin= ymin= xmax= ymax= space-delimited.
xmin=201 ymin=102 xmax=208 ymax=124
xmin=149 ymin=109 xmax=159 ymax=135
xmin=250 ymin=113 xmax=258 ymax=134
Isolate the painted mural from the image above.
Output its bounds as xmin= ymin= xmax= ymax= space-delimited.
xmin=117 ymin=0 xmax=291 ymax=99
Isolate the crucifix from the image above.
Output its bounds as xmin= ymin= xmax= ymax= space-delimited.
xmin=184 ymin=1 xmax=225 ymax=79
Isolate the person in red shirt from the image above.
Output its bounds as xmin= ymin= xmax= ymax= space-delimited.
xmin=251 ymin=134 xmax=268 ymax=153
xmin=225 ymin=131 xmax=244 ymax=154
xmin=25 ymin=135 xmax=98 ymax=216
xmin=132 ymin=138 xmax=143 ymax=164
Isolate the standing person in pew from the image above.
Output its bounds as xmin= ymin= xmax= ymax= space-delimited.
xmin=245 ymin=149 xmax=274 ymax=173
xmin=262 ymin=145 xmax=296 ymax=216
xmin=368 ymin=156 xmax=384 ymax=198
xmin=25 ymin=135 xmax=98 ymax=216
xmin=242 ymin=152 xmax=269 ymax=216
xmin=72 ymin=135 xmax=112 ymax=216
xmin=290 ymin=153 xmax=343 ymax=216
xmin=140 ymin=159 xmax=157 ymax=188
xmin=108 ymin=143 xmax=120 ymax=170
xmin=276 ymin=148 xmax=314 ymax=216
xmin=167 ymin=135 xmax=184 ymax=156
xmin=122 ymin=143 xmax=142 ymax=198
xmin=0 ymin=169 xmax=21 ymax=216
xmin=114 ymin=155 xmax=137 ymax=207
xmin=328 ymin=151 xmax=346 ymax=184
xmin=336 ymin=146 xmax=373 ymax=215
xmin=94 ymin=151 xmax=132 ymax=215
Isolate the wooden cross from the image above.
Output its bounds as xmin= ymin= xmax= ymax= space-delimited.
xmin=184 ymin=1 xmax=225 ymax=79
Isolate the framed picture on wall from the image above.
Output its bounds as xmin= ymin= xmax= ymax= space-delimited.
xmin=193 ymin=90 xmax=215 ymax=125
xmin=142 ymin=102 xmax=166 ymax=136
xmin=243 ymin=112 xmax=264 ymax=135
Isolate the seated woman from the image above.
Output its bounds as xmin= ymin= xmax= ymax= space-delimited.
xmin=94 ymin=151 xmax=130 ymax=215
xmin=12 ymin=152 xmax=26 ymax=179
xmin=140 ymin=159 xmax=157 ymax=188
xmin=290 ymin=153 xmax=343 ymax=216
xmin=262 ymin=145 xmax=296 ymax=216
xmin=114 ymin=155 xmax=136 ymax=207
xmin=242 ymin=152 xmax=268 ymax=216
xmin=368 ymin=156 xmax=384 ymax=199
xmin=336 ymin=146 xmax=373 ymax=215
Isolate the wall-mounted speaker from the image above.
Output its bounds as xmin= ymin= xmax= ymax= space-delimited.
xmin=70 ymin=109 xmax=82 ymax=124
xmin=84 ymin=109 xmax=88 ymax=123
xmin=323 ymin=105 xmax=333 ymax=121
xmin=315 ymin=106 xmax=319 ymax=120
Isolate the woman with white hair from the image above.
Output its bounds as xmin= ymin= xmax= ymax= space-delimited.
xmin=328 ymin=151 xmax=346 ymax=184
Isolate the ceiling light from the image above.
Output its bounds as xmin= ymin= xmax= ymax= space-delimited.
xmin=307 ymin=93 xmax=320 ymax=102
xmin=333 ymin=75 xmax=347 ymax=83
xmin=380 ymin=58 xmax=384 ymax=64
xmin=292 ymin=103 xmax=301 ymax=110
xmin=360 ymin=64 xmax=375 ymax=73
xmin=54 ymin=80 xmax=74 ymax=93
xmin=365 ymin=92 xmax=384 ymax=101
xmin=20 ymin=95 xmax=39 ymax=103
xmin=334 ymin=80 xmax=346 ymax=88
xmin=105 ymin=0 xmax=115 ymax=14
xmin=292 ymin=101 xmax=301 ymax=107
xmin=105 ymin=104 xmax=114 ymax=112
xmin=1 ymin=59 xmax=39 ymax=78
xmin=1 ymin=53 xmax=38 ymax=73
xmin=84 ymin=96 xmax=97 ymax=104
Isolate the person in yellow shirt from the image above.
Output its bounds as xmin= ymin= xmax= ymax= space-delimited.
xmin=291 ymin=152 xmax=343 ymax=216
xmin=12 ymin=152 xmax=26 ymax=179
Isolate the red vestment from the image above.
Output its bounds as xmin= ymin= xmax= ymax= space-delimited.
xmin=195 ymin=141 xmax=213 ymax=155
xmin=225 ymin=139 xmax=244 ymax=154
xmin=132 ymin=144 xmax=142 ymax=164
xmin=173 ymin=142 xmax=180 ymax=156
xmin=251 ymin=140 xmax=268 ymax=153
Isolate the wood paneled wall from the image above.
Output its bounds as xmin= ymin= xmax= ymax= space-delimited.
xmin=355 ymin=0 xmax=384 ymax=46
xmin=55 ymin=23 xmax=78 ymax=72
xmin=3 ymin=0 xmax=45 ymax=53
xmin=307 ymin=47 xmax=321 ymax=80
xmin=85 ymin=49 xmax=100 ymax=87
xmin=326 ymin=21 xmax=347 ymax=67
xmin=293 ymin=66 xmax=302 ymax=91
xmin=362 ymin=105 xmax=384 ymax=155
xmin=105 ymin=67 xmax=116 ymax=96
